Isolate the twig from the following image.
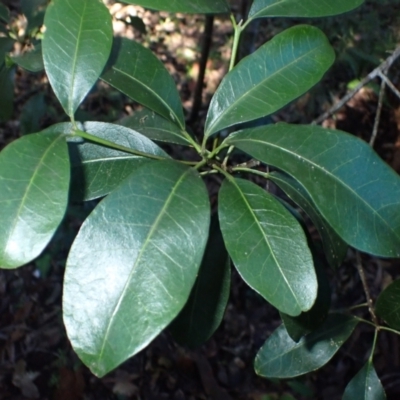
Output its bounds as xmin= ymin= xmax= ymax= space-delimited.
xmin=378 ymin=71 xmax=400 ymax=101
xmin=370 ymin=78 xmax=386 ymax=147
xmin=312 ymin=45 xmax=400 ymax=125
xmin=356 ymin=251 xmax=379 ymax=326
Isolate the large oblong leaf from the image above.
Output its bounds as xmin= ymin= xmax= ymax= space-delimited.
xmin=219 ymin=177 xmax=316 ymax=316
xmin=119 ymin=0 xmax=230 ymax=14
xmin=248 ymin=0 xmax=364 ymax=21
xmin=343 ymin=361 xmax=386 ymax=400
xmin=102 ymin=38 xmax=185 ymax=129
xmin=63 ymin=161 xmax=210 ymax=377
xmin=226 ymin=123 xmax=400 ymax=257
xmin=68 ymin=121 xmax=169 ymax=201
xmin=42 ymin=0 xmax=113 ymax=118
xmin=269 ymin=172 xmax=347 ymax=269
xmin=255 ymin=314 xmax=358 ymax=378
xmin=169 ymin=217 xmax=231 ymax=348
xmin=0 ymin=131 xmax=70 ymax=269
xmin=375 ymin=279 xmax=400 ymax=330
xmin=204 ymin=25 xmax=334 ymax=137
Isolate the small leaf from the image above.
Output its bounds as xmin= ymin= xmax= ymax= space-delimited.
xmin=0 ymin=4 xmax=9 ymax=23
xmin=269 ymin=172 xmax=347 ymax=269
xmin=11 ymin=44 xmax=44 ymax=72
xmin=281 ymin=255 xmax=331 ymax=342
xmin=0 ymin=65 xmax=14 ymax=122
xmin=102 ymin=38 xmax=185 ymax=129
xmin=42 ymin=0 xmax=113 ymax=118
xmin=205 ymin=25 xmax=334 ymax=136
xmin=119 ymin=0 xmax=230 ymax=14
xmin=21 ymin=0 xmax=47 ymax=32
xmin=255 ymin=314 xmax=358 ymax=378
xmin=226 ymin=123 xmax=400 ymax=257
xmin=67 ymin=121 xmax=169 ymax=201
xmin=218 ymin=177 xmax=316 ymax=316
xmin=119 ymin=109 xmax=192 ymax=146
xmin=248 ymin=0 xmax=364 ymax=21
xmin=0 ymin=37 xmax=14 ymax=57
xmin=343 ymin=361 xmax=386 ymax=400
xmin=63 ymin=161 xmax=210 ymax=377
xmin=169 ymin=217 xmax=231 ymax=348
xmin=376 ymin=279 xmax=400 ymax=330
xmin=0 ymin=131 xmax=70 ymax=269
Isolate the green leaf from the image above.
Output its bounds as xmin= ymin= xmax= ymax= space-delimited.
xmin=218 ymin=177 xmax=316 ymax=316
xmin=67 ymin=121 xmax=169 ymax=201
xmin=11 ymin=44 xmax=44 ymax=72
xmin=376 ymin=279 xmax=400 ymax=330
xmin=63 ymin=161 xmax=210 ymax=377
xmin=204 ymin=25 xmax=334 ymax=137
xmin=119 ymin=0 xmax=230 ymax=14
xmin=281 ymin=256 xmax=331 ymax=342
xmin=169 ymin=217 xmax=231 ymax=347
xmin=20 ymin=93 xmax=46 ymax=135
xmin=119 ymin=109 xmax=192 ymax=146
xmin=343 ymin=361 xmax=386 ymax=400
xmin=226 ymin=123 xmax=400 ymax=257
xmin=0 ymin=65 xmax=14 ymax=122
xmin=0 ymin=131 xmax=70 ymax=269
xmin=42 ymin=0 xmax=113 ymax=118
xmin=269 ymin=172 xmax=347 ymax=269
xmin=0 ymin=37 xmax=14 ymax=57
xmin=248 ymin=0 xmax=364 ymax=21
xmin=255 ymin=314 xmax=358 ymax=378
xmin=102 ymin=38 xmax=185 ymax=129
xmin=0 ymin=4 xmax=9 ymax=23
xmin=21 ymin=0 xmax=47 ymax=32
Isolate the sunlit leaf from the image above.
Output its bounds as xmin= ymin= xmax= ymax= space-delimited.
xmin=376 ymin=279 xmax=400 ymax=330
xmin=343 ymin=361 xmax=386 ymax=400
xmin=226 ymin=123 xmax=400 ymax=257
xmin=205 ymin=25 xmax=334 ymax=136
xmin=219 ymin=177 xmax=316 ymax=316
xmin=0 ymin=131 xmax=70 ymax=269
xmin=169 ymin=217 xmax=231 ymax=347
xmin=42 ymin=0 xmax=113 ymax=117
xmin=63 ymin=161 xmax=210 ymax=377
xmin=255 ymin=314 xmax=358 ymax=378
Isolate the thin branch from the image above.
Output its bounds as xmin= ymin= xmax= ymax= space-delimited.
xmin=312 ymin=45 xmax=400 ymax=125
xmin=378 ymin=71 xmax=400 ymax=101
xmin=370 ymin=78 xmax=386 ymax=147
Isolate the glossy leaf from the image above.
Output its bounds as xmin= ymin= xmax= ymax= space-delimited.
xmin=0 ymin=4 xmax=9 ymax=23
xmin=218 ymin=177 xmax=316 ymax=316
xmin=102 ymin=38 xmax=185 ymax=129
xmin=226 ymin=123 xmax=400 ymax=257
xmin=119 ymin=109 xmax=191 ymax=146
xmin=248 ymin=0 xmax=364 ymax=21
xmin=281 ymin=255 xmax=331 ymax=342
xmin=269 ymin=172 xmax=347 ymax=269
xmin=63 ymin=161 xmax=210 ymax=377
xmin=42 ymin=0 xmax=113 ymax=118
xmin=204 ymin=25 xmax=334 ymax=136
xmin=119 ymin=0 xmax=230 ymax=14
xmin=11 ymin=44 xmax=44 ymax=72
xmin=0 ymin=131 xmax=70 ymax=269
xmin=169 ymin=217 xmax=231 ymax=348
xmin=0 ymin=65 xmax=14 ymax=122
xmin=343 ymin=361 xmax=386 ymax=400
xmin=255 ymin=314 xmax=358 ymax=378
xmin=67 ymin=121 xmax=169 ymax=201
xmin=376 ymin=279 xmax=400 ymax=330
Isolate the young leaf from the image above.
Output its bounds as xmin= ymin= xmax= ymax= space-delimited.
xmin=204 ymin=25 xmax=334 ymax=137
xmin=42 ymin=0 xmax=113 ymax=118
xmin=248 ymin=0 xmax=365 ymax=21
xmin=119 ymin=0 xmax=230 ymax=14
xmin=218 ymin=177 xmax=317 ymax=316
xmin=102 ymin=38 xmax=185 ymax=129
xmin=11 ymin=44 xmax=44 ymax=72
xmin=0 ymin=131 xmax=70 ymax=269
xmin=269 ymin=172 xmax=347 ymax=269
xmin=255 ymin=314 xmax=358 ymax=378
xmin=119 ymin=109 xmax=192 ymax=146
xmin=281 ymin=255 xmax=331 ymax=342
xmin=67 ymin=121 xmax=169 ymax=201
xmin=226 ymin=123 xmax=400 ymax=257
xmin=343 ymin=361 xmax=386 ymax=400
xmin=63 ymin=161 xmax=210 ymax=377
xmin=0 ymin=65 xmax=14 ymax=122
xmin=375 ymin=279 xmax=400 ymax=330
xmin=169 ymin=217 xmax=231 ymax=348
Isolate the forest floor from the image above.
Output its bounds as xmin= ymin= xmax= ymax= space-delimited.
xmin=1 ymin=1 xmax=400 ymax=399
